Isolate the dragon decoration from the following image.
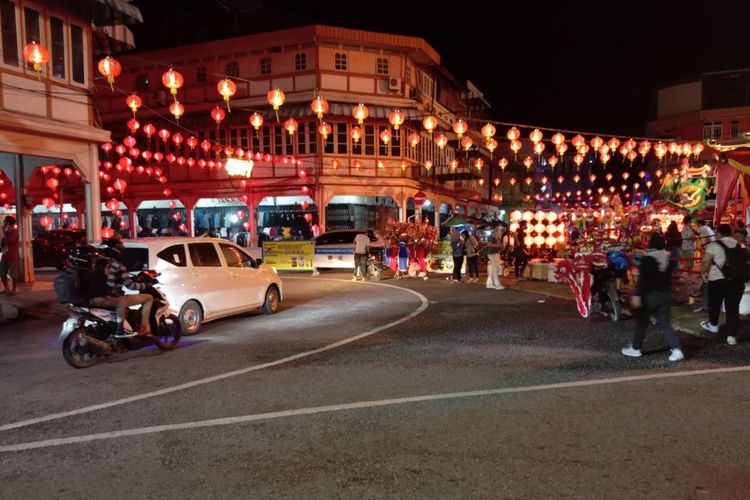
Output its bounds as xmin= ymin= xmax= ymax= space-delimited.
xmin=554 ymin=253 xmax=608 ymax=318
xmin=659 ymin=164 xmax=712 ymax=213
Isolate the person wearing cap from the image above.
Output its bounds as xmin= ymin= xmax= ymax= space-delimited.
xmin=0 ymin=216 xmax=20 ymax=295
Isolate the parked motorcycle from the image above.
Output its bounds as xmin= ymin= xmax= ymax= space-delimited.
xmin=59 ymin=270 xmax=181 ymax=368
xmin=589 ymin=249 xmax=630 ymax=322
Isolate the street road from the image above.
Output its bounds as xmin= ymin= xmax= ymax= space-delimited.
xmin=1 ymin=274 xmax=749 ymax=499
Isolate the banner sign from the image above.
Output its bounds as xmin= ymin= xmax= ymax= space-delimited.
xmin=262 ymin=241 xmax=314 ymax=271
xmin=428 ymin=240 xmax=458 ymax=274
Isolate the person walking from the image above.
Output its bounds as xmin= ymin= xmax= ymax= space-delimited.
xmin=0 ymin=216 xmax=20 ymax=295
xmin=463 ymin=230 xmax=480 ymax=283
xmin=622 ymin=232 xmax=685 ymax=362
xmin=700 ymin=223 xmax=748 ymax=346
xmin=352 ymin=231 xmax=370 ymax=281
xmin=450 ymin=229 xmax=465 ymax=283
xmin=665 ymin=221 xmax=682 ymax=269
xmin=485 ymin=226 xmax=505 ymax=289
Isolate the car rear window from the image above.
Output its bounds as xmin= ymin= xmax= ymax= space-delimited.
xmin=157 ymin=244 xmax=186 ymax=267
xmin=188 ymin=243 xmax=222 ymax=267
xmin=122 ymin=247 xmax=149 ymax=272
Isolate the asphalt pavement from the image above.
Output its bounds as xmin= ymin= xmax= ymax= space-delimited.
xmin=0 ymin=272 xmax=748 ymax=499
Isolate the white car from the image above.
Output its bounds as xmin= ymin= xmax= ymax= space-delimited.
xmin=313 ymin=230 xmax=384 ymax=269
xmin=121 ymin=237 xmax=283 ymax=335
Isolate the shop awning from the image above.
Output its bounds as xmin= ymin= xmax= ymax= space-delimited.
xmin=262 ymin=103 xmax=424 ymax=121
xmin=92 ymin=0 xmax=143 ymax=25
xmin=92 ymin=25 xmax=136 ymax=56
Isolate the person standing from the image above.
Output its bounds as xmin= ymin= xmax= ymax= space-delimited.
xmin=463 ymin=230 xmax=480 ymax=283
xmin=352 ymin=231 xmax=370 ymax=281
xmin=700 ymin=224 xmax=747 ymax=346
xmin=485 ymin=227 xmax=505 ymax=290
xmin=450 ymin=229 xmax=465 ymax=283
xmin=696 ymin=219 xmax=716 ymax=244
xmin=622 ymin=232 xmax=684 ymax=362
xmin=680 ymin=215 xmax=698 ymax=271
xmin=513 ymin=224 xmax=529 ymax=281
xmin=665 ymin=221 xmax=682 ymax=269
xmin=0 ymin=216 xmax=20 ymax=295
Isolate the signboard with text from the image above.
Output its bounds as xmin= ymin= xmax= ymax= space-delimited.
xmin=262 ymin=241 xmax=315 ymax=271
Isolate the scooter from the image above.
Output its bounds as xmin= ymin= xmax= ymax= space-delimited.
xmin=59 ymin=270 xmax=181 ymax=369
xmin=589 ymin=249 xmax=629 ymax=322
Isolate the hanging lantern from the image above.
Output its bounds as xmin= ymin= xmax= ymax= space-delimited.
xmin=481 ymin=123 xmax=496 ymax=141
xmin=507 ymin=127 xmax=521 ymax=141
xmin=113 ymin=178 xmax=127 ymax=192
xmin=654 ymin=142 xmax=667 ymax=161
xmin=311 ymin=96 xmax=329 ymax=119
xmin=249 ymin=112 xmax=264 ymax=130
xmin=126 ymin=119 xmax=140 ymax=133
xmin=638 ymin=140 xmax=651 ymax=158
xmin=125 ymin=94 xmax=142 ymax=116
xmin=41 ymin=197 xmax=55 ymax=209
xmin=692 ymin=143 xmax=704 ymax=157
xmin=524 ymin=176 xmax=533 ymax=185
xmin=380 ymin=128 xmax=392 ymax=144
xmin=589 ymin=174 xmax=597 ymax=182
xmin=533 ymin=142 xmax=545 ymax=157
xmin=551 ymin=132 xmax=566 ymax=146
xmin=681 ymin=142 xmax=692 ymax=157
xmin=523 ymin=156 xmax=534 ymax=170
xmin=498 ymin=157 xmax=509 ymax=170
xmin=96 ymin=55 xmax=121 ymax=90
xmin=186 ymin=136 xmax=198 ymax=150
xmin=350 ymin=125 xmax=363 ymax=143
xmin=172 ymin=133 xmax=184 ymax=147
xmin=655 ymin=169 xmax=663 ymax=178
xmin=319 ymin=122 xmax=332 ymax=140
xmin=509 ymin=177 xmax=517 ymax=186
xmin=529 ymin=128 xmax=543 ymax=143
xmin=449 ymin=159 xmax=459 ymax=170
xmin=605 ymin=172 xmax=613 ymax=182
xmin=590 ymin=136 xmax=603 ymax=151
xmin=284 ymin=117 xmax=299 ymax=135
xmin=486 ymin=138 xmax=498 ymax=154
xmin=267 ymin=88 xmax=286 ymax=110
xmin=573 ymin=174 xmax=581 ymax=183
xmin=622 ymin=171 xmax=630 ymax=180
xmin=425 ymin=160 xmax=433 ymax=171
xmin=400 ymin=161 xmax=408 ymax=171
xmin=409 ymin=131 xmax=422 ymax=148
xmin=211 ymin=106 xmax=225 ymax=126
xmin=423 ymin=116 xmax=438 ymax=134
xmin=435 ymin=133 xmax=448 ymax=149
xmin=123 ymin=135 xmax=137 ymax=148
xmin=556 ymin=142 xmax=568 ymax=157
xmin=598 ymin=144 xmax=610 ymax=156
xmin=627 ymin=150 xmax=638 ymax=164
xmin=389 ymin=110 xmax=405 ymax=130
xmin=510 ymin=140 xmax=522 ymax=157
xmin=578 ymin=144 xmax=590 ymax=155
xmin=40 ymin=215 xmax=53 ymax=228
xmin=353 ymin=159 xmax=362 ymax=169
xmin=217 ymin=78 xmax=237 ymax=111
xmin=494 ymin=177 xmax=501 ymax=186
xmin=452 ymin=119 xmax=468 ymax=138
xmin=557 ymin=175 xmax=565 ymax=183
xmin=352 ymin=103 xmax=369 ymax=125
xmin=460 ymin=136 xmax=473 ymax=151
xmin=606 ymin=138 xmax=620 ymax=153
xmin=331 ymin=159 xmax=340 ymax=169
xmin=158 ymin=128 xmax=171 ymax=143
xmin=574 ymin=154 xmax=584 ymax=167
xmin=474 ymin=158 xmax=484 ymax=170
xmin=143 ymin=123 xmax=156 ymax=138
xmin=619 ymin=145 xmax=630 ymax=158
xmin=548 ymin=156 xmax=559 ymax=169
xmin=168 ymin=101 xmax=184 ymax=121
xmin=600 ymin=153 xmax=611 ymax=166
xmin=162 ymin=68 xmax=184 ymax=100
xmin=571 ymin=134 xmax=585 ymax=149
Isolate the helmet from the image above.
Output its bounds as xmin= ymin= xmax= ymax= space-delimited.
xmin=99 ymin=238 xmax=123 ymax=260
xmin=69 ymin=246 xmax=100 ymax=270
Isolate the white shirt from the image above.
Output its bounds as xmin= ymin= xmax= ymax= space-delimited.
xmin=697 ymin=225 xmax=716 ymax=243
xmin=353 ymin=233 xmax=370 ymax=254
xmin=706 ymin=237 xmax=738 ymax=281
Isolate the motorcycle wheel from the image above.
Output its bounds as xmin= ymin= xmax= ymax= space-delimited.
xmin=155 ymin=314 xmax=181 ymax=351
xmin=62 ymin=327 xmax=99 ymax=369
xmin=605 ymin=283 xmax=622 ymax=322
xmin=368 ymin=262 xmax=382 ymax=281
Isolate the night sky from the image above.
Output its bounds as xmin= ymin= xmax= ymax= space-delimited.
xmin=130 ymin=0 xmax=750 ymax=137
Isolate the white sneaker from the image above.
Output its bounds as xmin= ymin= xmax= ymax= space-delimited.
xmin=352 ymin=277 xmax=358 ymax=282
xmin=621 ymin=347 xmax=642 ymax=357
xmin=701 ymin=321 xmax=719 ymax=334
xmin=727 ymin=336 xmax=738 ymax=346
xmin=494 ymin=285 xmax=506 ymax=290
xmin=668 ymin=348 xmax=685 ymax=362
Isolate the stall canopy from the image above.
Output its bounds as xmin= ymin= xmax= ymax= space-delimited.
xmin=714 ymin=148 xmax=750 ymax=223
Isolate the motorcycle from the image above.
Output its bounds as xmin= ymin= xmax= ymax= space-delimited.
xmin=589 ymin=249 xmax=630 ymax=322
xmin=59 ymin=270 xmax=181 ymax=369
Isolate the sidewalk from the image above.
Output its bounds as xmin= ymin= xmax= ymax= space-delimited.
xmin=0 ymin=272 xmax=61 ymax=324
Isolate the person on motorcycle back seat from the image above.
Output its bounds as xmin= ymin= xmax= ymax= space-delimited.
xmin=91 ymin=238 xmax=153 ymax=338
xmin=66 ymin=246 xmax=103 ymax=306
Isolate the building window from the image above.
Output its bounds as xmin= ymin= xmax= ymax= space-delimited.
xmin=1 ymin=0 xmax=18 ymax=66
xmin=294 ymin=52 xmax=306 ymax=71
xmin=364 ymin=125 xmax=375 ymax=156
xmin=405 ymin=64 xmax=411 ymax=84
xmin=226 ymin=61 xmax=239 ymax=77
xmin=262 ymin=127 xmax=271 ymax=154
xmin=337 ymin=123 xmax=348 ymax=154
xmin=334 ymin=52 xmax=347 ymax=71
xmin=274 ymin=126 xmax=283 ymax=155
xmin=136 ymin=74 xmax=149 ymax=92
xmin=70 ymin=24 xmax=84 ymax=83
xmin=703 ymin=121 xmax=722 ymax=140
xmin=260 ymin=57 xmax=271 ymax=75
xmin=376 ymin=57 xmax=389 ymax=75
xmin=50 ymin=17 xmax=65 ymax=78
xmin=23 ymin=7 xmax=39 ymax=71
xmin=298 ymin=122 xmax=317 ymax=155
xmin=196 ymin=66 xmax=206 ymax=83
xmin=731 ymin=120 xmax=741 ymax=139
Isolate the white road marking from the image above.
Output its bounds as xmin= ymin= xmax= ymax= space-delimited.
xmin=2 ymin=365 xmax=748 ymax=453
xmin=0 ymin=279 xmax=429 ymax=433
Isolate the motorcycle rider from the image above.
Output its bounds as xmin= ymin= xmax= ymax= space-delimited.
xmin=92 ymin=238 xmax=153 ymax=338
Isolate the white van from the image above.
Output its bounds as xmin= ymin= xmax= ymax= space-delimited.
xmin=121 ymin=238 xmax=283 ymax=335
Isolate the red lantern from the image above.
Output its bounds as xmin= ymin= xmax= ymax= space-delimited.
xmin=217 ymin=78 xmax=236 ymax=111
xmin=283 ymin=118 xmax=299 ymax=135
xmin=126 ymin=119 xmax=140 ymax=133
xmin=97 ymin=56 xmax=121 ymax=90
xmin=423 ymin=115 xmax=438 ymax=134
xmin=318 ymin=122 xmax=332 ymax=141
xmin=267 ymin=88 xmax=286 ymax=110
xmin=452 ymin=119 xmax=468 ymax=139
xmin=249 ymin=112 xmax=264 ymax=130
xmin=113 ymin=179 xmax=127 ymax=192
xmin=102 ymin=227 xmax=115 ymax=238
xmin=162 ymin=68 xmax=184 ymax=98
xmin=187 ymin=136 xmax=198 ymax=150
xmin=211 ymin=106 xmax=226 ymax=126
xmin=23 ymin=41 xmax=50 ymax=75
xmin=169 ymin=101 xmax=185 ymax=121
xmin=40 ymin=215 xmax=53 ymax=228
xmin=172 ymin=133 xmax=184 ymax=146
xmin=506 ymin=127 xmax=520 ymax=141
xmin=42 ymin=197 xmax=55 ymax=208
xmin=409 ymin=132 xmax=422 ymax=149
xmin=389 ymin=110 xmax=405 ymax=130
xmin=101 ymin=143 xmax=113 ymax=153
xmin=126 ymin=94 xmax=142 ymax=116
xmin=163 ymin=188 xmax=172 ymax=197
xmin=304 ymin=213 xmax=313 ymax=223
xmin=123 ymin=135 xmax=137 ymax=148
xmin=46 ymin=178 xmax=59 ymax=190
xmin=350 ymin=126 xmax=363 ymax=143
xmin=311 ymin=96 xmax=329 ymax=119
xmin=143 ymin=123 xmax=156 ymax=138
xmin=158 ymin=128 xmax=171 ymax=143
xmin=352 ymin=103 xmax=369 ymax=124
xmin=301 ymin=201 xmax=310 ymax=209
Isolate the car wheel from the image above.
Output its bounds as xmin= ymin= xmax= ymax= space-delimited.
xmin=262 ymin=285 xmax=281 ymax=315
xmin=179 ymin=300 xmax=203 ymax=335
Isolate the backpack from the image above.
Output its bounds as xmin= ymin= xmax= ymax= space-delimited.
xmin=714 ymin=241 xmax=750 ymax=281
xmin=54 ymin=268 xmax=84 ymax=305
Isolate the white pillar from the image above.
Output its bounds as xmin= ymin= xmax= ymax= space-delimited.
xmin=84 ymin=144 xmax=102 ymax=243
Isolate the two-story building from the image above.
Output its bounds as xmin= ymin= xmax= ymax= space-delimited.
xmin=94 ymin=25 xmax=510 ymax=240
xmin=0 ymin=0 xmax=140 ymax=280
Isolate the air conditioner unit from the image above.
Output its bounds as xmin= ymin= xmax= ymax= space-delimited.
xmin=388 ymin=76 xmax=401 ymax=91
